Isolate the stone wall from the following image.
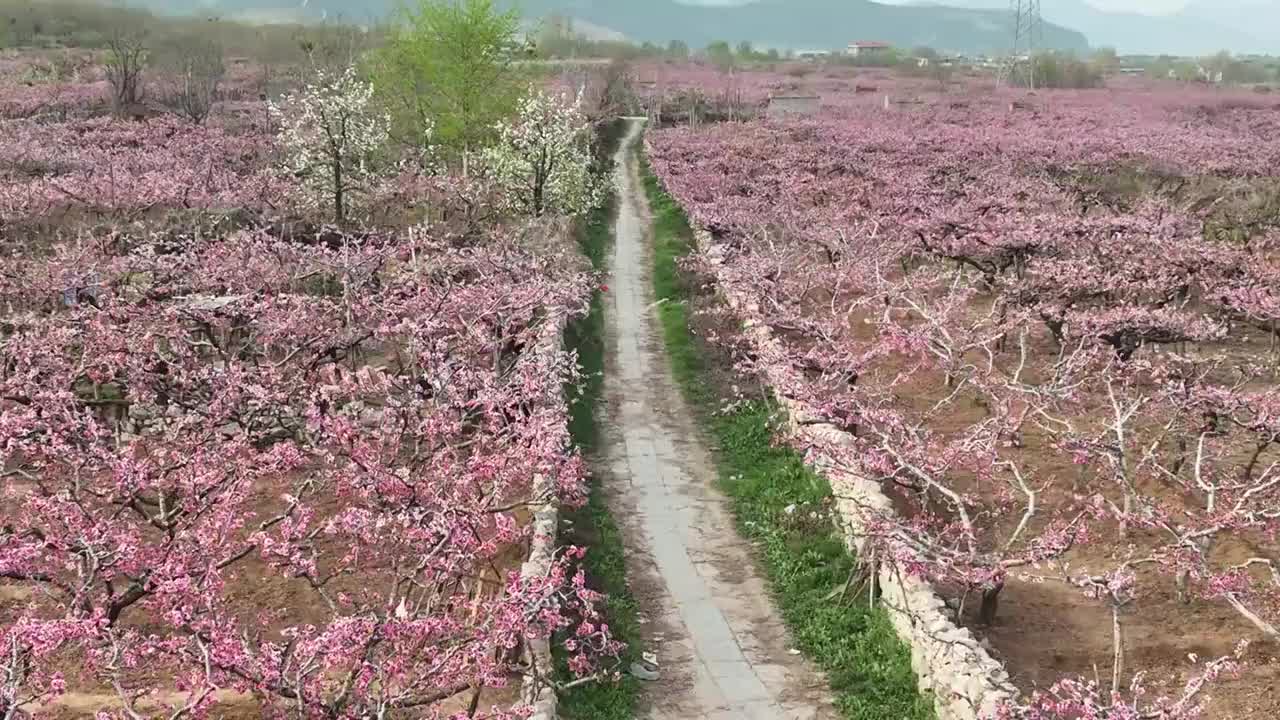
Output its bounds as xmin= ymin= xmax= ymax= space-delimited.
xmin=516 ymin=221 xmax=583 ymax=720
xmin=765 ymin=95 xmax=821 ymax=119
xmin=698 ymin=227 xmax=1020 ymax=720
xmin=518 ymin=482 xmax=560 ymax=720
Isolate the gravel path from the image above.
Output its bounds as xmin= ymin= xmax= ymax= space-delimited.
xmin=597 ymin=118 xmax=836 ymax=720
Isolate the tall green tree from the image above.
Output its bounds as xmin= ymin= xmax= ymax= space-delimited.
xmin=372 ymin=0 xmax=523 ymax=174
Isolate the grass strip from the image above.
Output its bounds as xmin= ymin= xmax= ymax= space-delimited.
xmin=641 ymin=151 xmax=935 ymax=720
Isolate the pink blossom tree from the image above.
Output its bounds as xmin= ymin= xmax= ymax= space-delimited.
xmin=645 ymin=98 xmax=1280 ymax=714
xmin=0 ymin=224 xmax=615 ymax=718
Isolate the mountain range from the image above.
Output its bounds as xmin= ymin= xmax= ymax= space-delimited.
xmin=140 ymin=0 xmax=1090 ymax=55
xmin=139 ymin=0 xmax=1280 ymax=56
xmin=496 ymin=0 xmax=1090 ymax=54
xmin=907 ymin=0 xmax=1278 ymax=56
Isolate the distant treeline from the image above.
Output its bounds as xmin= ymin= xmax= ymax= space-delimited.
xmin=4 ymin=0 xmax=1276 ymax=90
xmin=0 ymin=0 xmax=382 ymax=65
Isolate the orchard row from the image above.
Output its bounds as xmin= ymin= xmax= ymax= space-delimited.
xmin=1 ymin=49 xmax=619 ymax=720
xmin=647 ymin=100 xmax=1280 ymax=718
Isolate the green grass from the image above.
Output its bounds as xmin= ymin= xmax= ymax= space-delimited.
xmin=563 ymin=197 xmax=610 ymax=454
xmin=641 ymin=154 xmax=935 ymax=720
xmin=556 ymin=123 xmax=643 ymax=720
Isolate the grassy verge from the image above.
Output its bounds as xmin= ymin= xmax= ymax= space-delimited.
xmin=641 ymin=154 xmax=935 ymax=720
xmin=556 ymin=121 xmax=643 ymax=720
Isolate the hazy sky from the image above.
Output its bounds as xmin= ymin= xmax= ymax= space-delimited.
xmin=1048 ymin=0 xmax=1188 ymax=11
xmin=680 ymin=0 xmax=1212 ymax=14
xmin=876 ymin=0 xmax=1194 ymax=13
xmin=1035 ymin=0 xmax=1189 ymax=12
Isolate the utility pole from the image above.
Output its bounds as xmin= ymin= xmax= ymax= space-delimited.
xmin=1000 ymin=0 xmax=1043 ymax=89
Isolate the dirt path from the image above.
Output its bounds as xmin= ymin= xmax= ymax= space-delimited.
xmin=597 ymin=119 xmax=836 ymax=720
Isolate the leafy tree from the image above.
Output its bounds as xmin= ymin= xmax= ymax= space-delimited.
xmin=667 ymin=39 xmax=689 ymax=60
xmin=837 ymin=45 xmax=903 ymax=68
xmin=372 ymin=0 xmax=523 ymax=174
xmin=1091 ymin=46 xmax=1119 ymax=75
xmin=705 ymin=40 xmax=734 ymax=71
xmin=271 ymin=66 xmax=392 ymax=224
xmin=1025 ymin=52 xmax=1102 ymax=89
xmin=1201 ymin=50 xmax=1269 ymax=85
xmin=481 ymin=89 xmax=601 ymax=218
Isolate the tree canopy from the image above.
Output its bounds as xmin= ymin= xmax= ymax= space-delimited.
xmin=372 ymin=0 xmax=524 ymax=171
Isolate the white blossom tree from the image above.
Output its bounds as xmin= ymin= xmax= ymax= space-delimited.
xmin=270 ymin=66 xmax=395 ymax=224
xmin=482 ymin=89 xmax=602 ymax=217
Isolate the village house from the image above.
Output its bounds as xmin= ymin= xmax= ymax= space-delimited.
xmin=846 ymin=41 xmax=891 ymax=58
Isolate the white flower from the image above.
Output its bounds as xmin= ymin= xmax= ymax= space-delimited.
xmin=270 ymin=66 xmax=394 ymax=220
xmin=480 ymin=88 xmax=602 ymax=218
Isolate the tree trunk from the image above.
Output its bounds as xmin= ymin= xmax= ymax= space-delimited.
xmin=333 ymin=156 xmax=344 ymax=225
xmin=1120 ymin=491 xmax=1132 ymax=539
xmin=533 ymin=149 xmax=548 ymax=217
xmin=1111 ymin=605 xmax=1125 ymax=694
xmin=866 ymin=557 xmax=881 ymax=607
xmin=979 ymin=581 xmax=1004 ymax=625
xmin=1177 ymin=536 xmax=1213 ymax=603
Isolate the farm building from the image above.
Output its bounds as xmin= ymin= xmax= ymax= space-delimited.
xmin=846 ymin=41 xmax=891 ymax=58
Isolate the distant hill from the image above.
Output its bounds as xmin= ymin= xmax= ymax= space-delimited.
xmin=495 ymin=0 xmax=1090 ymax=54
xmin=910 ymin=0 xmax=1275 ymax=56
xmin=133 ymin=0 xmax=387 ymax=23
xmin=132 ymin=0 xmax=1089 ymax=55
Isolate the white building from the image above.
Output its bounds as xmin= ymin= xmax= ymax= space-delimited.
xmin=846 ymin=41 xmax=892 ymax=58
